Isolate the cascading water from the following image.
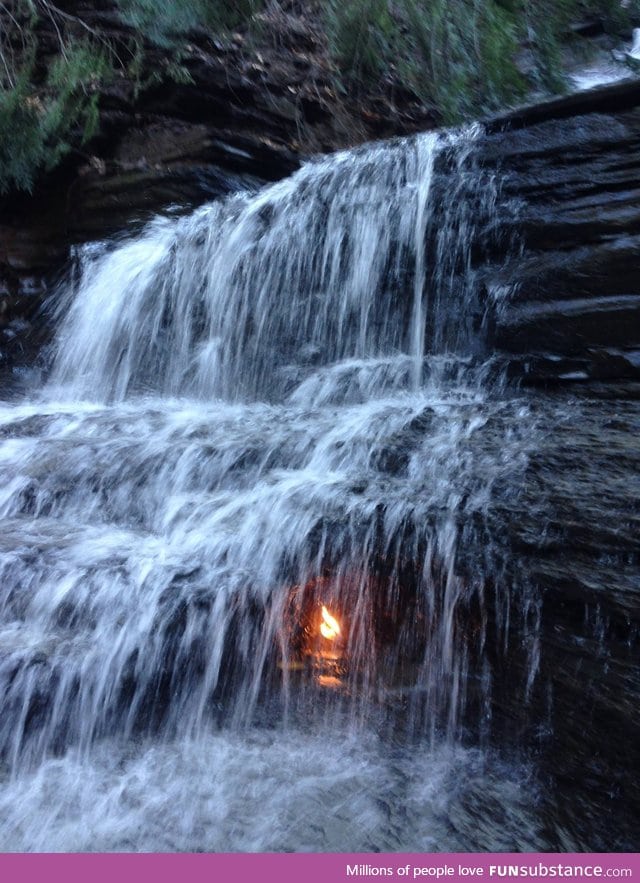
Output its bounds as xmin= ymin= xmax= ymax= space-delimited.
xmin=0 ymin=129 xmax=544 ymax=851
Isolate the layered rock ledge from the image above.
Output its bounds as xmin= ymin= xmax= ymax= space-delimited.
xmin=481 ymin=78 xmax=640 ymax=384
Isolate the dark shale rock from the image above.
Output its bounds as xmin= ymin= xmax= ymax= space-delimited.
xmin=488 ymin=388 xmax=640 ymax=850
xmin=479 ymin=79 xmax=640 ymax=385
xmin=474 ymin=86 xmax=640 ymax=847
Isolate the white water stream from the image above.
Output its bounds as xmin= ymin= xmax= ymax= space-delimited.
xmin=0 ymin=130 xmax=545 ymax=851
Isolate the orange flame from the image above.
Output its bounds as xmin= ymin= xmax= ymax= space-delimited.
xmin=320 ymin=605 xmax=341 ymax=640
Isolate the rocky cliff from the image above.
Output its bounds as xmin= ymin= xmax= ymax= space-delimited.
xmin=483 ymin=78 xmax=640 ymax=386
xmin=478 ymin=80 xmax=640 ymax=850
xmin=1 ymin=56 xmax=639 ymax=848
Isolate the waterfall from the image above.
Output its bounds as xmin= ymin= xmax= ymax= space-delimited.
xmin=0 ymin=128 xmax=543 ymax=851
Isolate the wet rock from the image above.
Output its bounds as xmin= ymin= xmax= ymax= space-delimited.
xmin=488 ymin=390 xmax=640 ymax=850
xmin=480 ymin=79 xmax=640 ymax=384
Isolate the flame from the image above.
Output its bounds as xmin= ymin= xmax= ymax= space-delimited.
xmin=320 ymin=605 xmax=341 ymax=640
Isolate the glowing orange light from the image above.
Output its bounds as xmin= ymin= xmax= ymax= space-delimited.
xmin=317 ymin=674 xmax=342 ymax=689
xmin=320 ymin=605 xmax=341 ymax=640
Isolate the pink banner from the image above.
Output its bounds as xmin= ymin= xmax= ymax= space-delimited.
xmin=0 ymin=853 xmax=638 ymax=883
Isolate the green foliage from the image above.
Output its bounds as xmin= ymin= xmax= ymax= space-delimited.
xmin=0 ymin=0 xmax=216 ymax=194
xmin=0 ymin=40 xmax=113 ymax=194
xmin=0 ymin=56 xmax=46 ymax=193
xmin=126 ymin=39 xmax=195 ymax=101
xmin=114 ymin=0 xmax=262 ymax=48
xmin=406 ymin=0 xmax=526 ymax=122
xmin=479 ymin=2 xmax=527 ymax=107
xmin=326 ymin=0 xmax=640 ymax=123
xmin=521 ymin=0 xmax=572 ymax=90
xmin=325 ymin=0 xmax=394 ymax=83
xmin=164 ymin=58 xmax=195 ymax=86
xmin=1 ymin=0 xmax=638 ymax=193
xmin=326 ymin=0 xmax=527 ymax=123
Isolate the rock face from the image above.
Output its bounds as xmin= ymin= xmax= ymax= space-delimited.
xmin=481 ymin=79 xmax=640 ymax=385
xmin=495 ymin=390 xmax=640 ymax=850
xmin=477 ymin=81 xmax=640 ymax=851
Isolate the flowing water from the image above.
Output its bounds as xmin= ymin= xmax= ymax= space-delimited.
xmin=0 ymin=130 xmax=548 ymax=851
